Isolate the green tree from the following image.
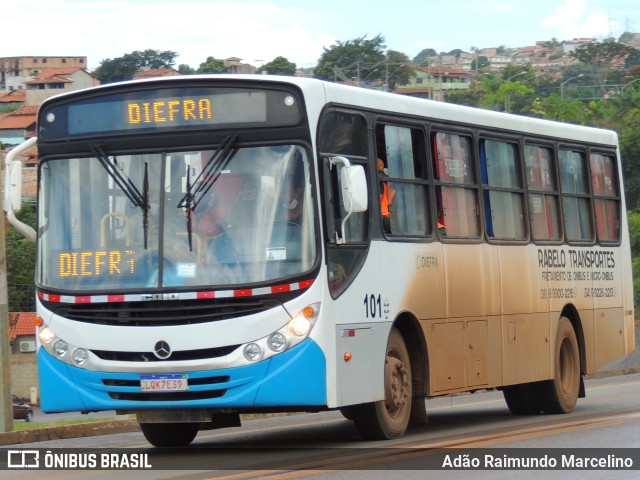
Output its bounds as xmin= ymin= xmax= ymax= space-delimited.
xmin=470 ymin=56 xmax=490 ymax=71
xmin=413 ymin=48 xmax=437 ymax=66
xmin=196 ymin=57 xmax=228 ymax=74
xmin=481 ymin=79 xmax=534 ymax=113
xmin=384 ymin=50 xmax=415 ymax=91
xmin=258 ymin=56 xmax=296 ymax=76
xmin=178 ymin=64 xmax=196 ymax=74
xmin=528 ymin=93 xmax=586 ymax=123
xmin=628 ymin=211 xmax=640 ymax=309
xmin=314 ymin=34 xmax=386 ymax=83
xmin=93 ymin=49 xmax=178 ymax=83
xmin=570 ymin=42 xmax=636 ymax=86
xmin=6 ymin=203 xmax=36 ymax=312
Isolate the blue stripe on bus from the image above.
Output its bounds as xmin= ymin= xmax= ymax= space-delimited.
xmin=38 ymin=338 xmax=327 ymax=413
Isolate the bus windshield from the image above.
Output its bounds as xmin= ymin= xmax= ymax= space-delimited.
xmin=37 ymin=144 xmax=316 ymax=291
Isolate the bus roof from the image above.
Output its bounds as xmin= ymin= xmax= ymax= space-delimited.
xmin=41 ymin=74 xmax=618 ymax=148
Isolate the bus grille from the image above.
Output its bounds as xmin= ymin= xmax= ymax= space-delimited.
xmin=42 ymin=297 xmax=281 ymax=326
xmin=91 ymin=345 xmax=240 ymax=362
xmin=107 ymin=390 xmax=227 ymax=402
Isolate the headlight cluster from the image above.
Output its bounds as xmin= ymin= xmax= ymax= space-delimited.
xmin=242 ymin=303 xmax=320 ymax=363
xmin=38 ymin=326 xmax=89 ymax=367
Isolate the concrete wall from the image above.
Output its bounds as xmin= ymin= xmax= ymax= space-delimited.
xmin=10 ymin=354 xmax=39 ymax=404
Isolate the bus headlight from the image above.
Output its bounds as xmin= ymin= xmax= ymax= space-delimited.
xmin=238 ymin=303 xmax=320 ymax=365
xmin=289 ymin=316 xmax=312 ymax=337
xmin=288 ymin=304 xmax=319 ymax=337
xmin=268 ymin=332 xmax=287 ymax=352
xmin=72 ymin=348 xmax=88 ymax=366
xmin=243 ymin=343 xmax=263 ymax=362
xmin=38 ymin=326 xmax=55 ymax=345
xmin=53 ymin=340 xmax=68 ymax=358
xmin=38 ymin=324 xmax=93 ymax=369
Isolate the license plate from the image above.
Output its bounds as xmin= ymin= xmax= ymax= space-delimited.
xmin=140 ymin=374 xmax=188 ymax=392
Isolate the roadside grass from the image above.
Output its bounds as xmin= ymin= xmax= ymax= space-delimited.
xmin=11 ymin=417 xmax=126 ymax=432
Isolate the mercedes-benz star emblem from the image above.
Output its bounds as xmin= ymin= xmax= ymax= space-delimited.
xmin=153 ymin=340 xmax=171 ymax=360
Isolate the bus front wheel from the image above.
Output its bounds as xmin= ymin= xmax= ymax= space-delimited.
xmin=139 ymin=422 xmax=200 ymax=447
xmin=536 ymin=317 xmax=581 ymax=414
xmin=352 ymin=327 xmax=412 ymax=440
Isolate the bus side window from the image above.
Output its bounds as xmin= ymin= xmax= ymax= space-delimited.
xmin=590 ymin=152 xmax=620 ymax=242
xmin=559 ymin=149 xmax=593 ymax=242
xmin=525 ymin=145 xmax=562 ymax=241
xmin=375 ymin=124 xmax=430 ymax=237
xmin=432 ymin=132 xmax=480 ymax=238
xmin=480 ymin=139 xmax=526 ymax=240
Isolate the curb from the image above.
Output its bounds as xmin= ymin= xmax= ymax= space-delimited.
xmin=0 ymin=419 xmax=140 ymax=447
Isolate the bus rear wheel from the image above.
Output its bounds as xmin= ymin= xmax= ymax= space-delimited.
xmin=139 ymin=422 xmax=200 ymax=447
xmin=535 ymin=317 xmax=581 ymax=414
xmin=502 ymin=382 xmax=542 ymax=415
xmin=352 ymin=327 xmax=412 ymax=440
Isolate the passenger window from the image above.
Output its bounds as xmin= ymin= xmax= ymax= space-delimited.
xmin=559 ymin=149 xmax=593 ymax=242
xmin=481 ymin=139 xmax=526 ymax=240
xmin=525 ymin=145 xmax=561 ymax=241
xmin=590 ymin=153 xmax=620 ymax=242
xmin=376 ymin=124 xmax=429 ymax=236
xmin=432 ymin=132 xmax=480 ymax=238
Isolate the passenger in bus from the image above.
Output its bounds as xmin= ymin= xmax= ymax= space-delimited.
xmin=378 ymin=158 xmax=396 ymax=233
xmin=197 ymin=192 xmax=227 ymax=238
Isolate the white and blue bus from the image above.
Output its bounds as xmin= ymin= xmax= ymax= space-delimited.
xmin=5 ymin=75 xmax=634 ymax=446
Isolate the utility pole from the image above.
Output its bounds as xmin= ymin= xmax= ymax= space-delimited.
xmin=0 ymin=197 xmax=13 ymax=432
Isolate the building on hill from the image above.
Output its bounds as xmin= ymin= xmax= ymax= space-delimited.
xmin=24 ymin=67 xmax=99 ymax=105
xmin=0 ymin=56 xmax=88 ymax=92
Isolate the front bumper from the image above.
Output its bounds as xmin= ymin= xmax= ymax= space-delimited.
xmin=38 ymin=338 xmax=327 ymax=412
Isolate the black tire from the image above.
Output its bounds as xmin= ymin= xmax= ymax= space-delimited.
xmin=503 ymin=383 xmax=541 ymax=415
xmin=536 ymin=317 xmax=581 ymax=414
xmin=352 ymin=327 xmax=412 ymax=440
xmin=139 ymin=422 xmax=200 ymax=447
xmin=339 ymin=407 xmax=354 ymax=421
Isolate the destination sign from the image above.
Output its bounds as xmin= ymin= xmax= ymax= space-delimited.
xmin=56 ymin=248 xmax=138 ymax=279
xmin=39 ymin=85 xmax=302 ymax=139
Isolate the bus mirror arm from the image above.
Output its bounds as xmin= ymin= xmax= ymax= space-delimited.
xmin=329 ymin=156 xmax=368 ymax=244
xmin=4 ymin=137 xmax=37 ymax=241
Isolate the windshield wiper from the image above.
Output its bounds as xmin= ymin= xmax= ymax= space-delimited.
xmin=92 ymin=145 xmax=150 ymax=249
xmin=142 ymin=162 xmax=149 ymax=249
xmin=177 ymin=134 xmax=237 ymax=251
xmin=92 ymin=145 xmax=144 ymax=207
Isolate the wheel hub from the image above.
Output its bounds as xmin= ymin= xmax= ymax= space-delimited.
xmin=385 ymin=355 xmax=409 ymax=412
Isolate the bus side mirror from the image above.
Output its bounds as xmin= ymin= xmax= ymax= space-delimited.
xmin=330 ymin=156 xmax=368 ymax=244
xmin=340 ymin=163 xmax=368 ymax=214
xmin=4 ymin=159 xmax=22 ymax=213
xmin=4 ymin=137 xmax=37 ymax=241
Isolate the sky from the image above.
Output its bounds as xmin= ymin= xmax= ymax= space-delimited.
xmin=2 ymin=0 xmax=640 ymax=71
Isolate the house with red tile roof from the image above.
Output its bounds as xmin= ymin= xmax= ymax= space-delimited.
xmin=0 ymin=89 xmax=25 ymax=106
xmin=0 ymin=105 xmax=36 ymax=145
xmin=24 ymin=67 xmax=99 ymax=105
xmin=132 ymin=67 xmax=181 ymax=80
xmin=1 ymin=56 xmax=88 ymax=91
xmin=8 ymin=312 xmax=37 ymax=353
